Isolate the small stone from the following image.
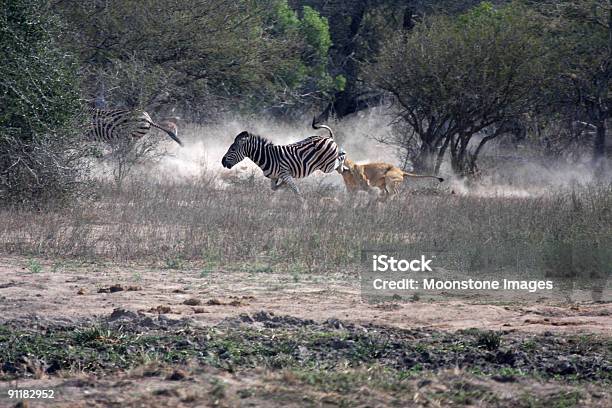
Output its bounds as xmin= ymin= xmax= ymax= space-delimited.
xmin=183 ymin=298 xmax=201 ymax=306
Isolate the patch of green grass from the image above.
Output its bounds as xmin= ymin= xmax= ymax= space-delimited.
xmin=460 ymin=328 xmax=502 ymax=350
xmin=291 ymin=366 xmax=415 ymax=394
xmin=244 ymin=261 xmax=274 ymax=273
xmin=569 ymin=334 xmax=606 ymax=354
xmin=50 ymin=262 xmax=65 ymax=273
xmin=459 ymin=328 xmax=482 ymax=336
xmin=496 ymin=367 xmax=526 ymax=378
xmin=200 ymin=258 xmax=220 ymax=278
xmin=476 ymin=330 xmax=502 ymax=351
xmin=0 ymin=323 xmax=609 ymax=385
xmin=202 ymin=248 xmax=222 ymax=265
xmin=412 ymin=343 xmax=429 ymax=353
xmin=164 ymin=257 xmax=185 ymax=270
xmin=521 ymin=339 xmax=537 ymax=351
xmin=519 ymin=390 xmax=582 ymax=408
xmin=27 ymin=259 xmax=42 ymax=273
xmin=437 ymin=381 xmax=499 ymax=405
xmin=209 ymin=378 xmax=227 ymax=400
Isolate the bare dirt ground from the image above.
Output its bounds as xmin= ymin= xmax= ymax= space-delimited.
xmin=0 ymin=256 xmax=609 ymax=335
xmin=0 ymin=255 xmax=610 ymax=407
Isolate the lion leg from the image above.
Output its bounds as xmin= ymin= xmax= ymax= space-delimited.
xmin=384 ymin=175 xmax=402 ymax=199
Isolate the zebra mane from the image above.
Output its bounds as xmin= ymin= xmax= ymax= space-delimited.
xmin=245 ymin=131 xmax=274 ymax=146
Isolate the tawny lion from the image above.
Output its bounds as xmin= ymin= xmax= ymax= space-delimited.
xmin=338 ymin=158 xmax=444 ymax=198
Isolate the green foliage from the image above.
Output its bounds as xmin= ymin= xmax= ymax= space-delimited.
xmin=550 ymin=0 xmax=610 ymax=74
xmin=334 ymin=75 xmax=347 ymax=91
xmin=543 ymin=1 xmax=611 ymax=164
xmin=164 ymin=257 xmax=185 ymax=270
xmin=457 ymin=1 xmax=497 ymax=25
xmin=27 ymin=259 xmax=42 ymax=274
xmin=301 ymin=6 xmax=332 ymax=61
xmin=0 ymin=0 xmax=85 ymax=205
xmin=475 ymin=330 xmax=502 ymax=351
xmin=0 ymin=0 xmax=80 ymax=140
xmin=276 ymin=1 xmax=300 ymax=30
xmin=268 ymin=2 xmax=335 ymax=101
xmin=365 ymin=1 xmax=548 ymax=174
xmin=54 ymin=0 xmax=335 ymax=115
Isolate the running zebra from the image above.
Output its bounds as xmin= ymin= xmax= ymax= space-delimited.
xmin=87 ymin=108 xmax=183 ymax=146
xmin=221 ymin=118 xmax=346 ymax=197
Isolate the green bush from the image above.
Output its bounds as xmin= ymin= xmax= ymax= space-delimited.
xmin=0 ymin=0 xmax=80 ymax=139
xmin=0 ymin=0 xmax=84 ymax=205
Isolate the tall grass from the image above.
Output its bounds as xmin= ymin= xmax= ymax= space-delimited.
xmin=0 ymin=175 xmax=609 ymax=281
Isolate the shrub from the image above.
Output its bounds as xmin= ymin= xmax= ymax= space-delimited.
xmin=0 ymin=0 xmax=85 ymax=205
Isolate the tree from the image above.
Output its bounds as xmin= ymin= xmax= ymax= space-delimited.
xmin=299 ymin=0 xmax=503 ymax=122
xmin=548 ymin=0 xmax=611 ymax=174
xmin=266 ymin=1 xmax=341 ymax=113
xmin=0 ymin=0 xmax=84 ymax=204
xmin=364 ymin=2 xmax=548 ymax=175
xmin=54 ymin=0 xmax=338 ymax=118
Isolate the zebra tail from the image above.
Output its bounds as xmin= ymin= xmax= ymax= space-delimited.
xmin=311 ymin=116 xmax=335 ymax=139
xmin=146 ymin=120 xmax=183 ymax=146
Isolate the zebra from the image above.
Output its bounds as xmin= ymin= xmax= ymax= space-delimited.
xmin=221 ymin=118 xmax=346 ymax=197
xmin=87 ymin=108 xmax=183 ymax=147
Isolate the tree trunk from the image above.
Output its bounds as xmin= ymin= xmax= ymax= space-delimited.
xmin=450 ymin=134 xmax=472 ymax=176
xmin=316 ymin=5 xmax=365 ymax=122
xmin=593 ymin=118 xmax=606 ymax=161
xmin=413 ymin=143 xmax=436 ymax=174
xmin=593 ymin=117 xmax=607 ymax=176
xmin=316 ymin=2 xmax=408 ymax=122
xmin=434 ymin=135 xmax=451 ymax=174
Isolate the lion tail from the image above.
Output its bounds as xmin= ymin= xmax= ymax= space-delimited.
xmin=402 ymin=172 xmax=444 ymax=182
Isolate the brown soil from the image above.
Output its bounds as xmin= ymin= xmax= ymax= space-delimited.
xmin=0 ymin=256 xmax=609 ymax=335
xmin=0 ymin=256 xmax=610 ymax=408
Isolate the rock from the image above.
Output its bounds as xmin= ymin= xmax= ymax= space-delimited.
xmin=492 ymin=374 xmax=516 ymax=383
xmin=108 ymin=308 xmax=138 ymax=321
xmin=326 ymin=318 xmax=344 ymax=329
xmin=239 ymin=313 xmax=255 ymax=323
xmin=253 ymin=311 xmax=274 ymax=321
xmin=98 ymin=284 xmax=124 ymax=293
xmin=417 ymin=379 xmax=432 ymax=388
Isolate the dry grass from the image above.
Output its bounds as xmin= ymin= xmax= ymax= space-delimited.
xmin=0 ymin=174 xmax=609 ymax=279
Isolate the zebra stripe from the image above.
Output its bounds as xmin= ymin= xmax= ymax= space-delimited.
xmin=221 ymin=120 xmax=345 ymax=196
xmin=87 ymin=108 xmax=183 ymax=146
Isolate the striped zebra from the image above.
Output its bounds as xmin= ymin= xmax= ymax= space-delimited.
xmin=221 ymin=118 xmax=346 ymax=197
xmin=87 ymin=108 xmax=183 ymax=146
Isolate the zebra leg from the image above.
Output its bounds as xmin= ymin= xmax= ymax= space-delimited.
xmin=270 ymin=178 xmax=283 ymax=191
xmin=279 ymin=174 xmax=301 ymax=197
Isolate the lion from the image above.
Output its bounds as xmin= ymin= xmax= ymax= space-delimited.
xmin=338 ymin=158 xmax=444 ymax=198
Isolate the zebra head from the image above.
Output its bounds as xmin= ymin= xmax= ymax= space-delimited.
xmin=221 ymin=131 xmax=250 ymax=169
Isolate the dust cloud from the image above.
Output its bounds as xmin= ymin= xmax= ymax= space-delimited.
xmin=93 ymin=108 xmax=606 ymax=196
xmin=153 ymin=109 xmax=398 ymax=187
